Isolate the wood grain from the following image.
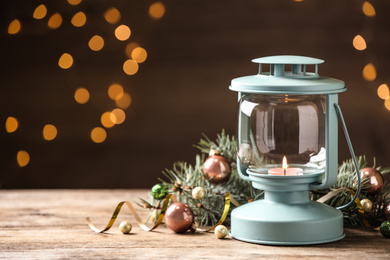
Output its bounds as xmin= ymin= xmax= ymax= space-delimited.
xmin=0 ymin=190 xmax=389 ymax=259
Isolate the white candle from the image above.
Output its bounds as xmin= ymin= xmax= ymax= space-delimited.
xmin=268 ymin=156 xmax=303 ymax=176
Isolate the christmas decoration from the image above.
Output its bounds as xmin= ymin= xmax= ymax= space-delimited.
xmin=151 ymin=184 xmax=168 ymax=200
xmin=360 ymin=199 xmax=373 ymax=213
xmin=360 ymin=167 xmax=384 ymax=196
xmin=192 ymin=187 xmax=206 ymax=200
xmin=214 ymin=225 xmax=228 ymax=239
xmin=119 ymin=221 xmax=132 ymax=234
xmin=384 ymin=202 xmax=390 ymax=220
xmin=203 ymin=151 xmax=231 ymax=184
xmin=165 ymin=202 xmax=195 ymax=233
xmin=380 ymin=220 xmax=390 ymax=238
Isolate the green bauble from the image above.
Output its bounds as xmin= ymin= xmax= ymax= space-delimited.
xmin=380 ymin=220 xmax=390 ymax=238
xmin=151 ymin=184 xmax=168 ymax=200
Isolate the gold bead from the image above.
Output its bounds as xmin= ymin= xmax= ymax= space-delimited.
xmin=360 ymin=199 xmax=373 ymax=213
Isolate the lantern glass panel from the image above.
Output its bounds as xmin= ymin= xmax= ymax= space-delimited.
xmin=237 ymin=94 xmax=326 ymax=175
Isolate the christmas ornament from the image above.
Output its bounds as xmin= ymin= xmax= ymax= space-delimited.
xmin=165 ymin=202 xmax=194 ymax=233
xmin=119 ymin=221 xmax=132 ymax=234
xmin=383 ymin=202 xmax=390 ymax=220
xmin=192 ymin=187 xmax=205 ymax=200
xmin=214 ymin=225 xmax=228 ymax=239
xmin=360 ymin=199 xmax=373 ymax=213
xmin=151 ymin=184 xmax=168 ymax=200
xmin=360 ymin=167 xmax=384 ymax=196
xmin=380 ymin=220 xmax=390 ymax=238
xmin=203 ymin=150 xmax=231 ymax=184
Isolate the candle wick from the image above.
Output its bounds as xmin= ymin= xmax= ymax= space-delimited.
xmin=284 ymin=168 xmax=286 ymax=176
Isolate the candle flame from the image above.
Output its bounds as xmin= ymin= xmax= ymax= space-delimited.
xmin=282 ymin=156 xmax=288 ymax=170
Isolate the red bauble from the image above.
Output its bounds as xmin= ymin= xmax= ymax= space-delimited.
xmin=165 ymin=202 xmax=194 ymax=233
xmin=360 ymin=167 xmax=384 ymax=196
xmin=203 ymin=155 xmax=231 ymax=184
xmin=384 ymin=202 xmax=390 ymax=220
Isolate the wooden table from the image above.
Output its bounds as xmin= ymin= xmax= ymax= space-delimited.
xmin=1 ymin=190 xmax=389 ymax=259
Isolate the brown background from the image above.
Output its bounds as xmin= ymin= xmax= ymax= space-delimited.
xmin=1 ymin=0 xmax=390 ymax=189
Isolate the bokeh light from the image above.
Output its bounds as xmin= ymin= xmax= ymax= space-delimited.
xmin=48 ymin=13 xmax=63 ymax=29
xmin=125 ymin=42 xmax=140 ymax=58
xmin=123 ymin=59 xmax=139 ymax=75
xmin=67 ymin=0 xmax=82 ymax=5
xmin=377 ymin=84 xmax=390 ymax=100
xmin=385 ymin=97 xmax=390 ymax=111
xmin=8 ymin=19 xmax=21 ymax=34
xmin=115 ymin=25 xmax=131 ymax=41
xmin=17 ymin=151 xmax=30 ymax=167
xmin=88 ymin=35 xmax=104 ymax=51
xmin=101 ymin=112 xmax=115 ymax=128
xmin=111 ymin=109 xmax=126 ymax=124
xmin=104 ymin=7 xmax=121 ymax=24
xmin=148 ymin=2 xmax=166 ymax=20
xmin=33 ymin=4 xmax=47 ymax=20
xmin=362 ymin=63 xmax=376 ymax=81
xmin=362 ymin=1 xmax=376 ymax=17
xmin=58 ymin=53 xmax=74 ymax=69
xmin=5 ymin=117 xmax=19 ymax=133
xmin=43 ymin=124 xmax=58 ymax=141
xmin=353 ymin=35 xmax=367 ymax=51
xmin=131 ymin=47 xmax=147 ymax=63
xmin=91 ymin=127 xmax=107 ymax=143
xmin=108 ymin=83 xmax=124 ymax=100
xmin=71 ymin=11 xmax=87 ymax=27
xmin=74 ymin=88 xmax=90 ymax=104
xmin=115 ymin=92 xmax=132 ymax=109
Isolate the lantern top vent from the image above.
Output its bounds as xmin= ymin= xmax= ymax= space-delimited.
xmin=229 ymin=55 xmax=345 ymax=95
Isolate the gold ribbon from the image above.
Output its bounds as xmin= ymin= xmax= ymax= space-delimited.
xmin=86 ymin=192 xmax=231 ymax=233
xmin=317 ymin=188 xmax=372 ymax=229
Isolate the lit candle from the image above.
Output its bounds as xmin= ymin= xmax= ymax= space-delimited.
xmin=268 ymin=156 xmax=303 ymax=176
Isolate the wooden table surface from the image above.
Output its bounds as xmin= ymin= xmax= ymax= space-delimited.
xmin=1 ymin=190 xmax=389 ymax=259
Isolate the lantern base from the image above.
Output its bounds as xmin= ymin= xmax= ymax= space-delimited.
xmin=230 ymin=199 xmax=344 ymax=245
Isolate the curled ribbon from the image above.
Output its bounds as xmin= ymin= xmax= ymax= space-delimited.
xmin=86 ymin=192 xmax=231 ymax=233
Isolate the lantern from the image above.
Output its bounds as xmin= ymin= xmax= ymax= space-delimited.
xmin=229 ymin=55 xmax=361 ymax=245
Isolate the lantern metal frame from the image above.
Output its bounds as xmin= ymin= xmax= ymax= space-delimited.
xmin=229 ymin=55 xmax=361 ymax=245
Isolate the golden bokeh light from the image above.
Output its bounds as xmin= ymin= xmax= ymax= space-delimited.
xmin=101 ymin=112 xmax=115 ymax=128
xmin=104 ymin=7 xmax=121 ymax=24
xmin=385 ymin=97 xmax=390 ymax=111
xmin=43 ymin=124 xmax=58 ymax=141
xmin=74 ymin=88 xmax=90 ymax=104
xmin=149 ymin=2 xmax=166 ymax=20
xmin=125 ymin=42 xmax=140 ymax=58
xmin=362 ymin=1 xmax=376 ymax=17
xmin=131 ymin=47 xmax=147 ymax=63
xmin=123 ymin=59 xmax=139 ymax=75
xmin=91 ymin=127 xmax=107 ymax=143
xmin=88 ymin=35 xmax=104 ymax=51
xmin=377 ymin=84 xmax=390 ymax=100
xmin=111 ymin=109 xmax=126 ymax=124
xmin=5 ymin=117 xmax=19 ymax=133
xmin=48 ymin=13 xmax=63 ymax=29
xmin=8 ymin=19 xmax=21 ymax=34
xmin=58 ymin=53 xmax=74 ymax=69
xmin=71 ymin=12 xmax=87 ymax=27
xmin=362 ymin=63 xmax=376 ymax=81
xmin=115 ymin=25 xmax=131 ymax=41
xmin=17 ymin=150 xmax=30 ymax=167
xmin=33 ymin=4 xmax=47 ymax=20
xmin=108 ymin=83 xmax=124 ymax=100
xmin=115 ymin=92 xmax=132 ymax=109
xmin=67 ymin=0 xmax=82 ymax=5
xmin=352 ymin=35 xmax=367 ymax=51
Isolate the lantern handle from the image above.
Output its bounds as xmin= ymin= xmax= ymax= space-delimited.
xmin=333 ymin=104 xmax=361 ymax=210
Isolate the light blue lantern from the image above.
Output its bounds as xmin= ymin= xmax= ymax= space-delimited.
xmin=229 ymin=55 xmax=361 ymax=245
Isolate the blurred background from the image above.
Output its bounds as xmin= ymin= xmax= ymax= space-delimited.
xmin=1 ymin=0 xmax=390 ymax=189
